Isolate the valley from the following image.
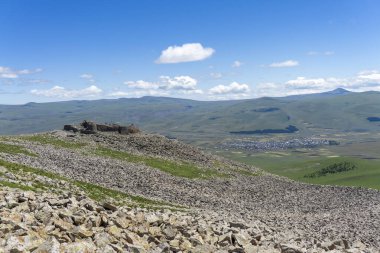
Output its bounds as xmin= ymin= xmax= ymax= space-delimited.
xmin=214 ymin=132 xmax=380 ymax=190
xmin=1 ymin=90 xmax=380 ymax=191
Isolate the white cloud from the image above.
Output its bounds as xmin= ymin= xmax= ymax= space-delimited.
xmin=179 ymin=89 xmax=204 ymax=95
xmin=0 ymin=66 xmax=42 ymax=79
xmin=27 ymin=79 xmax=50 ymax=84
xmin=357 ymin=70 xmax=380 ymax=82
xmin=124 ymin=80 xmax=159 ymax=89
xmin=285 ymin=77 xmax=328 ymax=89
xmin=80 ymin=73 xmax=95 ymax=83
xmin=269 ymin=60 xmax=299 ymax=68
xmin=307 ymin=51 xmax=334 ymax=56
xmin=1 ymin=72 xmax=18 ymax=79
xmin=80 ymin=74 xmax=93 ymax=79
xmin=18 ymin=68 xmax=43 ymax=74
xmin=108 ymin=89 xmax=169 ymax=98
xmin=252 ymin=70 xmax=380 ymax=98
xmin=324 ymin=51 xmax=335 ymax=56
xmin=31 ymin=85 xmax=102 ymax=98
xmin=210 ymin=72 xmax=222 ymax=79
xmin=232 ymin=60 xmax=243 ymax=68
xmin=108 ymin=91 xmax=130 ymax=97
xmin=120 ymin=75 xmax=202 ymax=97
xmin=156 ymin=43 xmax=215 ymax=64
xmin=209 ymin=82 xmax=250 ymax=95
xmin=159 ymin=75 xmax=198 ymax=90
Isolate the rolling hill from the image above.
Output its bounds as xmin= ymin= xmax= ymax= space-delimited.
xmin=1 ymin=89 xmax=380 ymax=139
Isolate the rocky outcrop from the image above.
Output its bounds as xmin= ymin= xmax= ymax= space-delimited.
xmin=80 ymin=120 xmax=98 ymax=134
xmin=63 ymin=125 xmax=79 ymax=133
xmin=63 ymin=120 xmax=141 ymax=135
xmin=96 ymin=124 xmax=120 ymax=132
xmin=119 ymin=124 xmax=141 ymax=135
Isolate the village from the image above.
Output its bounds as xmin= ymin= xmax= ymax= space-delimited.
xmin=221 ymin=137 xmax=339 ymax=152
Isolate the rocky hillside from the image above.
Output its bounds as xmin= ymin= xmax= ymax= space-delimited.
xmin=0 ymin=130 xmax=379 ymax=252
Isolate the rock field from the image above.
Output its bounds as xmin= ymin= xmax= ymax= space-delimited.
xmin=0 ymin=130 xmax=379 ymax=252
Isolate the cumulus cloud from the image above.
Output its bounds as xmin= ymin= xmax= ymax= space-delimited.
xmin=120 ymin=75 xmax=202 ymax=98
xmin=269 ymin=60 xmax=299 ymax=68
xmin=0 ymin=66 xmax=42 ymax=79
xmin=232 ymin=61 xmax=243 ymax=68
xmin=252 ymin=70 xmax=380 ymax=98
xmin=357 ymin=70 xmax=380 ymax=82
xmin=209 ymin=82 xmax=250 ymax=95
xmin=260 ymin=76 xmax=343 ymax=96
xmin=156 ymin=43 xmax=215 ymax=64
xmin=159 ymin=75 xmax=198 ymax=90
xmin=178 ymin=89 xmax=204 ymax=95
xmin=124 ymin=80 xmax=159 ymax=89
xmin=31 ymin=85 xmax=102 ymax=98
xmin=285 ymin=77 xmax=329 ymax=89
xmin=108 ymin=89 xmax=169 ymax=98
xmin=124 ymin=76 xmax=198 ymax=91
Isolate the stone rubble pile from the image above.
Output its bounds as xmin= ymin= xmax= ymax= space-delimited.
xmin=0 ymin=131 xmax=379 ymax=252
xmin=0 ymin=188 xmax=255 ymax=252
xmin=1 ymin=187 xmax=373 ymax=253
xmin=63 ymin=120 xmax=140 ymax=135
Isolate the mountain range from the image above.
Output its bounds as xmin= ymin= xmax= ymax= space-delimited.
xmin=1 ymin=89 xmax=380 ymax=138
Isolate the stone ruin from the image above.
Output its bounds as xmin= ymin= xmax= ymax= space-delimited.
xmin=63 ymin=120 xmax=140 ymax=135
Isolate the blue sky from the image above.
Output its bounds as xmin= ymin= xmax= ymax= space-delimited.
xmin=1 ymin=0 xmax=380 ymax=104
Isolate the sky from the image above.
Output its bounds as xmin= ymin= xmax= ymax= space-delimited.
xmin=1 ymin=0 xmax=380 ymax=104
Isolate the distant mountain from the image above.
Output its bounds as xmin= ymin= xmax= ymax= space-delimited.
xmin=323 ymin=88 xmax=351 ymax=95
xmin=281 ymin=88 xmax=351 ymax=100
xmin=0 ymin=89 xmax=379 ymax=139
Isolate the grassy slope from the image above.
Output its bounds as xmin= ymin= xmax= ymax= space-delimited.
xmin=0 ymin=158 xmax=182 ymax=209
xmin=94 ymin=146 xmax=228 ymax=179
xmin=0 ymin=138 xmax=185 ymax=209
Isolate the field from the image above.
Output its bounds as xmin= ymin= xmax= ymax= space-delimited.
xmin=217 ymin=134 xmax=380 ymax=190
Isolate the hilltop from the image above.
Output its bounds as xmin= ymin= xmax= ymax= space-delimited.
xmin=0 ymin=127 xmax=379 ymax=252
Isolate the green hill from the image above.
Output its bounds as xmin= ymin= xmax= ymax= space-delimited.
xmin=1 ymin=90 xmax=380 ymax=139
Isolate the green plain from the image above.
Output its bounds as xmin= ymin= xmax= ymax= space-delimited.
xmin=221 ymin=150 xmax=380 ymax=190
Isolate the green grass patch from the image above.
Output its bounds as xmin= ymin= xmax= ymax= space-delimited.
xmin=304 ymin=161 xmax=356 ymax=178
xmin=32 ymin=181 xmax=51 ymax=190
xmin=0 ymin=159 xmax=66 ymax=181
xmin=222 ymin=150 xmax=380 ymax=190
xmin=213 ymin=160 xmax=260 ymax=177
xmin=95 ymin=146 xmax=227 ymax=179
xmin=0 ymin=158 xmax=182 ymax=209
xmin=20 ymin=135 xmax=86 ymax=149
xmin=0 ymin=142 xmax=37 ymax=157
xmin=72 ymin=180 xmax=182 ymax=209
xmin=233 ymin=168 xmax=261 ymax=177
xmin=0 ymin=180 xmax=36 ymax=191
